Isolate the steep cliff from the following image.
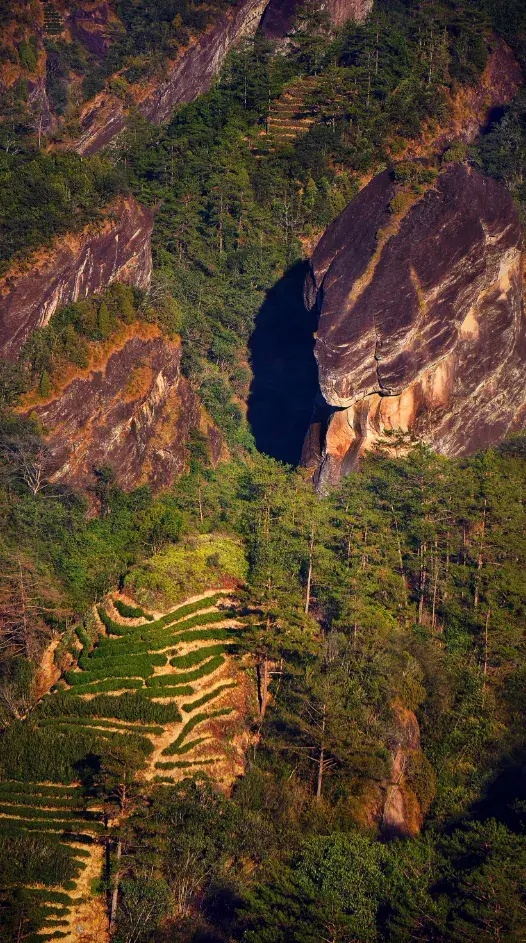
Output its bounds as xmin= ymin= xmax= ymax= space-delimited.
xmin=303 ymin=164 xmax=526 ymax=487
xmin=0 ymin=196 xmax=153 ymax=358
xmin=20 ymin=324 xmax=223 ymax=492
xmin=72 ymin=0 xmax=269 ymax=156
xmin=260 ymin=0 xmax=372 ymax=38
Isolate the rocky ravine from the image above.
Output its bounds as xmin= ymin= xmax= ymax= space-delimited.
xmin=20 ymin=324 xmax=222 ymax=493
xmin=0 ymin=196 xmax=153 ymax=359
xmin=302 ymin=163 xmax=526 ymax=487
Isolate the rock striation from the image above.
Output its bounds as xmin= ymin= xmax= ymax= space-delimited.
xmin=260 ymin=0 xmax=372 ymax=38
xmin=302 ymin=164 xmax=526 ymax=487
xmin=21 ymin=325 xmax=222 ymax=492
xmin=72 ymin=0 xmax=269 ymax=155
xmin=0 ymin=196 xmax=153 ymax=359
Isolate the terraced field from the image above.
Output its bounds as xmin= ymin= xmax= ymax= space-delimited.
xmin=0 ymin=589 xmax=249 ymax=942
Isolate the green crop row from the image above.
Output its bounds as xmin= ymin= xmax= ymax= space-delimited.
xmin=155 ymin=737 xmax=207 ymax=759
xmin=182 ymin=682 xmax=237 ymax=713
xmin=113 ymin=599 xmax=153 ymax=620
xmin=0 ymin=818 xmax=103 ymax=835
xmin=97 ymin=594 xmax=226 ymax=637
xmin=162 ymin=708 xmax=234 ymax=755
xmin=65 ymin=662 xmax=154 ymax=686
xmin=155 ymin=758 xmax=215 ymax=769
xmin=28 ymin=890 xmax=76 ymax=905
xmin=0 ymin=782 xmax=82 ymax=798
xmin=0 ymin=794 xmax=84 ymax=810
xmin=64 ymin=678 xmax=145 ymax=695
xmin=35 ymin=933 xmax=68 ymax=941
xmin=35 ymin=692 xmax=181 ymax=725
xmin=0 ymin=805 xmax=100 ymax=823
xmin=141 ymin=685 xmax=194 ymax=699
xmin=146 ymin=655 xmax=225 ymax=688
xmin=169 ymin=643 xmax=227 ymax=670
xmin=93 ymin=609 xmax=235 ymax=658
xmin=77 ymin=651 xmax=167 ymax=673
xmin=38 ymin=904 xmax=71 ymax=916
xmin=35 ymin=716 xmax=164 ymax=735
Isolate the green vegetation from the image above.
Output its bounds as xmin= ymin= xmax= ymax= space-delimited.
xmin=0 ymin=153 xmax=126 ymax=271
xmin=1 ymin=1 xmax=526 ymax=941
xmin=126 ymin=536 xmax=246 ymax=607
xmin=170 ymin=643 xmax=229 ymax=669
xmin=113 ymin=599 xmax=153 ymax=620
xmin=162 ymin=708 xmax=234 ymax=755
xmin=182 ymin=682 xmax=237 ymax=713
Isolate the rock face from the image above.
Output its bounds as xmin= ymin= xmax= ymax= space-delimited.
xmin=22 ymin=325 xmax=222 ymax=492
xmin=72 ymin=0 xmax=269 ymax=155
xmin=0 ymin=197 xmax=153 ymax=359
xmin=302 ymin=164 xmax=526 ymax=487
xmin=260 ymin=0 xmax=372 ymax=38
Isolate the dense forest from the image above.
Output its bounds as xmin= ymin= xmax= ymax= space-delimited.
xmin=0 ymin=0 xmax=525 ymax=941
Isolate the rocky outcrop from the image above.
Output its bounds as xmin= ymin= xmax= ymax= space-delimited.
xmin=260 ymin=0 xmax=372 ymax=38
xmin=0 ymin=196 xmax=153 ymax=358
xmin=403 ymin=39 xmax=523 ymax=160
xmin=72 ymin=0 xmax=269 ymax=156
xmin=21 ymin=325 xmax=223 ymax=492
xmin=302 ymin=164 xmax=526 ymax=487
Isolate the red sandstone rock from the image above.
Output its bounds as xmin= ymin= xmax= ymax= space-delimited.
xmin=0 ymin=196 xmax=153 ymax=358
xmin=21 ymin=326 xmax=222 ymax=492
xmin=72 ymin=0 xmax=269 ymax=156
xmin=303 ymin=164 xmax=526 ymax=487
xmin=261 ymin=0 xmax=372 ymax=38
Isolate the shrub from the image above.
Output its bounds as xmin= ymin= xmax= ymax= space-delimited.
xmin=113 ymin=599 xmax=153 ymax=620
xmin=93 ymin=611 xmax=235 ymax=659
xmin=181 ymin=682 xmax=237 ymax=713
xmin=162 ymin=709 xmax=234 ymax=755
xmin=35 ymin=692 xmax=181 ymax=725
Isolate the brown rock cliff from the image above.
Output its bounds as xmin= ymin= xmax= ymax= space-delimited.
xmin=261 ymin=0 xmax=372 ymax=38
xmin=0 ymin=196 xmax=153 ymax=358
xmin=21 ymin=324 xmax=223 ymax=492
xmin=303 ymin=164 xmax=526 ymax=487
xmin=72 ymin=0 xmax=270 ymax=156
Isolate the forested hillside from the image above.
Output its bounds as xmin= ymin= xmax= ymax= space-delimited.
xmin=0 ymin=0 xmax=525 ymax=941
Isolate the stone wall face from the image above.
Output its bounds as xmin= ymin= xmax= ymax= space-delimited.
xmin=302 ymin=165 xmax=526 ymax=488
xmin=0 ymin=197 xmax=153 ymax=358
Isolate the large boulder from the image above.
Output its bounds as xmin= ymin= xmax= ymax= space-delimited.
xmin=0 ymin=196 xmax=153 ymax=359
xmin=302 ymin=164 xmax=526 ymax=487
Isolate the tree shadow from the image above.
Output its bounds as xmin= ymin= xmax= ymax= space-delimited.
xmin=248 ymin=260 xmax=319 ymax=465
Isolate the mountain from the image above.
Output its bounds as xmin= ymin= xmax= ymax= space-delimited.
xmin=302 ymin=163 xmax=526 ymax=487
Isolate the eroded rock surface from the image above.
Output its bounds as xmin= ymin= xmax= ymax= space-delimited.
xmin=73 ymin=0 xmax=269 ymax=155
xmin=22 ymin=326 xmax=222 ymax=492
xmin=260 ymin=0 xmax=372 ymax=38
xmin=0 ymin=196 xmax=153 ymax=358
xmin=303 ymin=164 xmax=526 ymax=487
